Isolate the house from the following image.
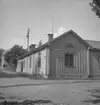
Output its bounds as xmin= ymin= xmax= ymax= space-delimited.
xmin=16 ymin=29 xmax=100 ymax=79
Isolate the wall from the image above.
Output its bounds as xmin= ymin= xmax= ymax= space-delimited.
xmin=28 ymin=54 xmax=34 ymax=74
xmin=19 ymin=48 xmax=47 ymax=75
xmin=33 ymin=49 xmax=47 ymax=75
xmin=20 ymin=54 xmax=35 ymax=74
xmin=46 ymin=48 xmax=50 ymax=76
xmin=16 ymin=57 xmax=28 ymax=73
xmin=39 ymin=49 xmax=46 ymax=75
xmin=50 ymin=33 xmax=88 ymax=78
xmin=34 ymin=52 xmax=38 ymax=74
xmin=23 ymin=57 xmax=28 ymax=73
xmin=90 ymin=51 xmax=100 ymax=77
xmin=16 ymin=60 xmax=22 ymax=72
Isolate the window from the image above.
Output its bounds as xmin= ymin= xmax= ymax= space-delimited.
xmin=38 ymin=56 xmax=41 ymax=67
xmin=65 ymin=43 xmax=74 ymax=48
xmin=38 ymin=52 xmax=41 ymax=67
xmin=65 ymin=53 xmax=74 ymax=67
xmin=23 ymin=60 xmax=25 ymax=68
xmin=29 ymin=56 xmax=31 ymax=68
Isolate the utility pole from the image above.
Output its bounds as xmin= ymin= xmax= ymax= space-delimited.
xmin=26 ymin=28 xmax=30 ymax=52
xmin=26 ymin=28 xmax=30 ymax=72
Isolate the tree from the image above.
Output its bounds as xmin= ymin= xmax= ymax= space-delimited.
xmin=0 ymin=49 xmax=5 ymax=65
xmin=4 ymin=45 xmax=27 ymax=67
xmin=4 ymin=51 xmax=10 ymax=64
xmin=89 ymin=0 xmax=100 ymax=18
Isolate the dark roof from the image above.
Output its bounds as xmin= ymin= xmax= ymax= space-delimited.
xmin=18 ymin=29 xmax=99 ymax=60
xmin=17 ymin=42 xmax=49 ymax=60
xmin=85 ymin=40 xmax=100 ymax=49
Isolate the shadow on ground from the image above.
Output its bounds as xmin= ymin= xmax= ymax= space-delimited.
xmin=0 ymin=92 xmax=54 ymax=105
xmin=0 ymin=71 xmax=30 ymax=78
xmin=84 ymin=88 xmax=100 ymax=104
xmin=0 ymin=99 xmax=54 ymax=105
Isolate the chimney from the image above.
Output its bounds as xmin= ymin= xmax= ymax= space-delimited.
xmin=39 ymin=40 xmax=42 ymax=47
xmin=29 ymin=44 xmax=36 ymax=51
xmin=48 ymin=34 xmax=54 ymax=42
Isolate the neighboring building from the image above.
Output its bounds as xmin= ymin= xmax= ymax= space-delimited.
xmin=16 ymin=29 xmax=100 ymax=79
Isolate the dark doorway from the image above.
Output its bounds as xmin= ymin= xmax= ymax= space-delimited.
xmin=21 ymin=62 xmax=23 ymax=72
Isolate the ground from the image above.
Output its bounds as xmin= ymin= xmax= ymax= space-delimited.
xmin=0 ymin=67 xmax=100 ymax=105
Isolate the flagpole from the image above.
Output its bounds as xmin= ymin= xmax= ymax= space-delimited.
xmin=52 ymin=16 xmax=54 ymax=34
xmin=26 ymin=28 xmax=30 ymax=52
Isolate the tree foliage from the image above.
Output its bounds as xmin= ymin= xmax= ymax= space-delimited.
xmin=89 ymin=0 xmax=100 ymax=18
xmin=4 ymin=45 xmax=27 ymax=67
xmin=0 ymin=49 xmax=5 ymax=65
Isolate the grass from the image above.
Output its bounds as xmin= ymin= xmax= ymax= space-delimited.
xmin=0 ymin=71 xmax=30 ymax=78
xmin=0 ymin=70 xmax=49 ymax=81
xmin=84 ymin=88 xmax=100 ymax=104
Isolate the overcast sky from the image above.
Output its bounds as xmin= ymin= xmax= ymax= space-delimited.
xmin=0 ymin=0 xmax=100 ymax=50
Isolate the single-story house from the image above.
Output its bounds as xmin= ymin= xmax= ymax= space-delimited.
xmin=16 ymin=29 xmax=100 ymax=79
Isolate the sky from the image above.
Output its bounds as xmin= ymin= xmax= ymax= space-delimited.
xmin=0 ymin=0 xmax=100 ymax=50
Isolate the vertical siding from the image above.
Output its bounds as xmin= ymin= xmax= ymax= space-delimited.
xmin=23 ymin=56 xmax=31 ymax=74
xmin=25 ymin=57 xmax=28 ymax=73
xmin=28 ymin=55 xmax=33 ymax=74
xmin=46 ymin=48 xmax=50 ymax=75
xmin=90 ymin=52 xmax=100 ymax=76
xmin=17 ymin=48 xmax=47 ymax=75
xmin=32 ymin=54 xmax=35 ymax=74
xmin=31 ymin=49 xmax=47 ymax=75
xmin=56 ymin=49 xmax=87 ymax=77
xmin=26 ymin=57 xmax=29 ymax=74
xmin=23 ymin=58 xmax=27 ymax=73
xmin=40 ymin=49 xmax=46 ymax=75
xmin=34 ymin=53 xmax=38 ymax=74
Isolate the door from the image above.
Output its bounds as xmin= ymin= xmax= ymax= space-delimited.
xmin=21 ymin=62 xmax=23 ymax=72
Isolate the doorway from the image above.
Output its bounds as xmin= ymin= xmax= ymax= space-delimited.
xmin=21 ymin=62 xmax=23 ymax=72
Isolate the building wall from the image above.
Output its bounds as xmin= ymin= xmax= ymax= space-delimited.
xmin=28 ymin=54 xmax=36 ymax=74
xmin=90 ymin=51 xmax=100 ymax=77
xmin=40 ymin=49 xmax=46 ymax=75
xmin=50 ymin=33 xmax=88 ymax=78
xmin=23 ymin=57 xmax=28 ymax=73
xmin=16 ymin=48 xmax=47 ymax=76
xmin=16 ymin=60 xmax=22 ymax=72
xmin=46 ymin=48 xmax=50 ymax=76
xmin=28 ymin=55 xmax=33 ymax=74
xmin=21 ymin=55 xmax=34 ymax=74
xmin=32 ymin=54 xmax=35 ymax=74
xmin=33 ymin=52 xmax=38 ymax=75
xmin=16 ymin=58 xmax=27 ymax=73
xmin=33 ymin=49 xmax=47 ymax=75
